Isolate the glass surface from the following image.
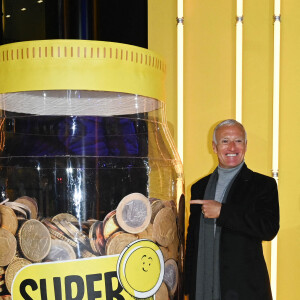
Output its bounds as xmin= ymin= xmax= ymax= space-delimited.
xmin=0 ymin=91 xmax=184 ymax=299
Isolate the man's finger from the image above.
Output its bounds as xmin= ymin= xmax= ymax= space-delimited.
xmin=190 ymin=200 xmax=205 ymax=204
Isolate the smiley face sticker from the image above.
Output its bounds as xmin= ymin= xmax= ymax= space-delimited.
xmin=117 ymin=239 xmax=164 ymax=298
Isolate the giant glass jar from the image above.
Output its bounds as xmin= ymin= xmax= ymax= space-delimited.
xmin=0 ymin=40 xmax=184 ymax=300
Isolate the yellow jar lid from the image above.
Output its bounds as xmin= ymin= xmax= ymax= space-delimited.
xmin=0 ymin=40 xmax=166 ymax=102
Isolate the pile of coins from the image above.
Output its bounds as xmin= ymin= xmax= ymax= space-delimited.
xmin=0 ymin=192 xmax=180 ymax=299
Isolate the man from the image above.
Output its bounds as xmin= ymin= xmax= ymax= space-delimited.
xmin=184 ymin=119 xmax=280 ymax=300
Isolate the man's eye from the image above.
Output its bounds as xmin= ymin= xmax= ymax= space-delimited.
xmin=221 ymin=139 xmax=228 ymax=144
xmin=235 ymin=139 xmax=243 ymax=143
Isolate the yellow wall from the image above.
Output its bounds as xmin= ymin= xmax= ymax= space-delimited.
xmin=149 ymin=0 xmax=300 ymax=299
xmin=277 ymin=1 xmax=300 ymax=298
xmin=148 ymin=0 xmax=177 ymax=142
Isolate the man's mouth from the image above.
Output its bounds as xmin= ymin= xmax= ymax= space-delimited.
xmin=226 ymin=154 xmax=238 ymax=157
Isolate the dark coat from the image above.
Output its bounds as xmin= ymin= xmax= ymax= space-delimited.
xmin=184 ymin=164 xmax=280 ymax=300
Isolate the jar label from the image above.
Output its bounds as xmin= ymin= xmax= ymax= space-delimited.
xmin=12 ymin=239 xmax=163 ymax=300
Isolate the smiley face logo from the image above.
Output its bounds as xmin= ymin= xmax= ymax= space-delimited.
xmin=117 ymin=239 xmax=164 ymax=298
xmin=141 ymin=254 xmax=153 ymax=272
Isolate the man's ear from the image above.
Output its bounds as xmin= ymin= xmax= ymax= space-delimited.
xmin=212 ymin=141 xmax=217 ymax=154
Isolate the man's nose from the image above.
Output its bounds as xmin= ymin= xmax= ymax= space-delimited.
xmin=228 ymin=141 xmax=236 ymax=150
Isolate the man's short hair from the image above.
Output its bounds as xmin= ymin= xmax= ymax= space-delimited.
xmin=213 ymin=119 xmax=247 ymax=144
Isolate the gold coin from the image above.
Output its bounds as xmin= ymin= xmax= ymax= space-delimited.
xmin=46 ymin=227 xmax=77 ymax=248
xmin=167 ymin=234 xmax=179 ymax=261
xmin=5 ymin=258 xmax=31 ymax=294
xmin=18 ymin=219 xmax=51 ymax=262
xmin=116 ymin=193 xmax=151 ymax=234
xmin=0 ymin=228 xmax=17 ymax=267
xmin=155 ymin=282 xmax=169 ymax=300
xmin=59 ymin=220 xmax=92 ymax=250
xmin=80 ymin=249 xmax=96 ymax=258
xmin=137 ymin=223 xmax=156 ymax=242
xmin=103 ymin=210 xmax=120 ymax=240
xmin=150 ymin=199 xmax=165 ymax=223
xmin=15 ymin=196 xmax=38 ymax=219
xmin=41 ymin=219 xmax=66 ymax=236
xmin=159 ymin=234 xmax=179 ymax=262
xmin=51 ymin=213 xmax=78 ymax=223
xmin=0 ymin=205 xmax=18 ymax=235
xmin=105 ymin=232 xmax=137 ymax=255
xmin=52 ymin=219 xmax=74 ymax=240
xmin=163 ymin=200 xmax=177 ymax=215
xmin=153 ymin=207 xmax=177 ymax=247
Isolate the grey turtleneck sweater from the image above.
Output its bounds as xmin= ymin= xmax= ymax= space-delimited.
xmin=213 ymin=162 xmax=244 ymax=300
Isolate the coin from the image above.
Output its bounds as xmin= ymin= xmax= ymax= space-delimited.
xmin=5 ymin=258 xmax=31 ymax=294
xmin=0 ymin=228 xmax=17 ymax=267
xmin=163 ymin=200 xmax=177 ymax=215
xmin=44 ymin=239 xmax=76 ymax=262
xmin=153 ymin=207 xmax=177 ymax=247
xmin=0 ymin=205 xmax=18 ymax=236
xmin=80 ymin=249 xmax=96 ymax=259
xmin=4 ymin=202 xmax=29 ymax=219
xmin=0 ymin=266 xmax=5 ymax=292
xmin=159 ymin=234 xmax=179 ymax=262
xmin=71 ymin=221 xmax=91 ymax=235
xmin=116 ymin=193 xmax=151 ymax=234
xmin=103 ymin=210 xmax=120 ymax=240
xmin=59 ymin=220 xmax=92 ymax=250
xmin=168 ymin=234 xmax=179 ymax=261
xmin=137 ymin=223 xmax=156 ymax=242
xmin=15 ymin=196 xmax=38 ymax=219
xmin=105 ymin=232 xmax=138 ymax=255
xmin=89 ymin=221 xmax=105 ymax=255
xmin=46 ymin=227 xmax=77 ymax=248
xmin=150 ymin=199 xmax=165 ymax=223
xmin=18 ymin=219 xmax=51 ymax=262
xmin=163 ymin=259 xmax=178 ymax=297
xmin=52 ymin=218 xmax=74 ymax=240
xmin=52 ymin=213 xmax=78 ymax=223
xmin=155 ymin=282 xmax=169 ymax=300
xmin=41 ymin=219 xmax=66 ymax=236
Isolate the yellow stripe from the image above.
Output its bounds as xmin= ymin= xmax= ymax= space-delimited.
xmin=0 ymin=40 xmax=166 ymax=102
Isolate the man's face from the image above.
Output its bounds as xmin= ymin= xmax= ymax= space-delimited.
xmin=212 ymin=124 xmax=247 ymax=169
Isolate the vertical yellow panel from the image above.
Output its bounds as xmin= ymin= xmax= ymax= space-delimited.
xmin=277 ymin=1 xmax=300 ymax=299
xmin=148 ymin=0 xmax=177 ymax=144
xmin=242 ymin=0 xmax=274 ymax=275
xmin=184 ymin=0 xmax=236 ymax=193
xmin=243 ymin=0 xmax=274 ymax=176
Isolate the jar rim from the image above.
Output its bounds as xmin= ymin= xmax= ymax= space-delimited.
xmin=0 ymin=40 xmax=166 ymax=102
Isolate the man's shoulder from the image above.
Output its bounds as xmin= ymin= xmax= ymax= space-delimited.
xmin=191 ymin=174 xmax=211 ymax=190
xmin=242 ymin=165 xmax=277 ymax=186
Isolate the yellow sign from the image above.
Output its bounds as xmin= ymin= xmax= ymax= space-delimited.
xmin=12 ymin=240 xmax=164 ymax=300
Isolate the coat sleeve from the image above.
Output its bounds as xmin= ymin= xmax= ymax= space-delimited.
xmin=184 ymin=183 xmax=203 ymax=295
xmin=217 ymin=174 xmax=280 ymax=241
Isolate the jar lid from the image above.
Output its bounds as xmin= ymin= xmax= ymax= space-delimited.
xmin=0 ymin=40 xmax=166 ymax=102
